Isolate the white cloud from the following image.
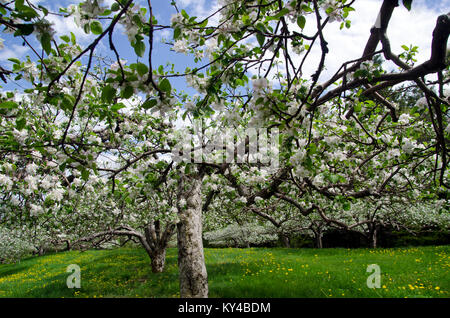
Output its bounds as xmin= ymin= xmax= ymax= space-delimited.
xmin=103 ymin=0 xmax=117 ymax=7
xmin=0 ymin=44 xmax=30 ymax=62
xmin=177 ymin=0 xmax=220 ymax=23
xmin=287 ymin=0 xmax=449 ymax=82
xmin=155 ymin=28 xmax=172 ymax=43
xmin=46 ymin=13 xmax=94 ymax=44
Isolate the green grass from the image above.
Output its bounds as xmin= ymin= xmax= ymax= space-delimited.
xmin=0 ymin=246 xmax=448 ymax=298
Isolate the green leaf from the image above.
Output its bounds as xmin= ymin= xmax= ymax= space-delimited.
xmin=81 ymin=168 xmax=90 ymax=181
xmin=136 ymin=62 xmax=149 ymax=76
xmin=329 ymin=174 xmax=340 ymax=183
xmin=159 ymin=78 xmax=172 ymax=94
xmin=133 ymin=40 xmax=145 ymax=57
xmin=70 ymin=32 xmax=77 ymax=44
xmin=181 ymin=9 xmax=189 ymax=19
xmin=297 ymin=16 xmax=306 ymax=29
xmin=0 ymin=101 xmax=18 ymax=109
xmin=16 ymin=117 xmax=26 ymax=130
xmin=111 ymin=2 xmax=120 ymax=11
xmin=174 ymin=27 xmax=181 ymax=39
xmin=121 ymin=85 xmax=134 ymax=99
xmin=184 ymin=163 xmax=192 ymax=175
xmin=256 ymin=33 xmax=265 ymax=47
xmin=8 ymin=58 xmax=21 ymax=65
xmin=272 ymin=8 xmax=290 ymax=20
xmin=301 ymin=4 xmax=313 ymax=13
xmin=101 ymin=85 xmax=116 ymax=103
xmin=61 ymin=94 xmax=75 ymax=111
xmin=142 ymin=99 xmax=158 ymax=109
xmin=402 ymin=0 xmax=412 ymax=11
xmin=343 ymin=7 xmax=355 ymax=13
xmin=199 ymin=19 xmax=208 ymax=28
xmin=111 ymin=103 xmax=126 ymax=112
xmin=60 ymin=35 xmax=70 ymax=42
xmin=101 ymin=9 xmax=111 ymax=16
xmin=16 ymin=5 xmax=38 ymax=20
xmin=132 ymin=14 xmax=143 ymax=27
xmin=90 ymin=21 xmax=103 ymax=35
xmin=40 ymin=32 xmax=52 ymax=55
xmin=308 ymin=143 xmax=317 ymax=155
xmin=83 ymin=23 xmax=91 ymax=34
xmin=15 ymin=0 xmax=25 ymax=8
xmin=343 ymin=201 xmax=351 ymax=211
xmin=38 ymin=5 xmax=49 ymax=16
xmin=13 ymin=24 xmax=34 ymax=36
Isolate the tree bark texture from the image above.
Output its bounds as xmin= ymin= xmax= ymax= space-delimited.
xmin=177 ymin=174 xmax=208 ymax=298
xmin=144 ymin=220 xmax=176 ymax=273
xmin=150 ymin=248 xmax=166 ymax=273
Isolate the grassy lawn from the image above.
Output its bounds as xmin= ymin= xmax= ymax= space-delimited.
xmin=0 ymin=245 xmax=448 ymax=298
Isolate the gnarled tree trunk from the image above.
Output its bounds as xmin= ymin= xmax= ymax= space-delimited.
xmin=71 ymin=222 xmax=175 ymax=274
xmin=314 ymin=232 xmax=323 ymax=249
xmin=177 ymin=174 xmax=208 ymax=298
xmin=149 ymin=248 xmax=167 ymax=273
xmin=367 ymin=223 xmax=379 ymax=248
xmin=143 ymin=220 xmax=176 ymax=273
xmin=280 ymin=234 xmax=291 ymax=248
xmin=371 ymin=225 xmax=379 ymax=249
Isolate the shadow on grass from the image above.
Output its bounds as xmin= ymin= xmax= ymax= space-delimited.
xmin=0 ymin=264 xmax=31 ymax=278
xmin=22 ymin=275 xmax=73 ymax=298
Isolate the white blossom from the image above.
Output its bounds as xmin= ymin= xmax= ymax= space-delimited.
xmin=49 ymin=188 xmax=65 ymax=202
xmin=110 ymin=59 xmax=127 ymax=71
xmin=252 ymin=78 xmax=268 ymax=91
xmin=173 ymin=39 xmax=189 ymax=54
xmin=0 ymin=174 xmax=13 ymax=190
xmin=179 ymin=198 xmax=187 ymax=207
xmin=387 ymin=148 xmax=401 ymax=160
xmin=401 ymin=138 xmax=415 ymax=154
xmin=415 ymin=97 xmax=427 ymax=109
xmin=254 ymin=196 xmax=263 ymax=203
xmin=24 ymin=175 xmax=38 ymax=192
xmin=13 ymin=129 xmax=28 ymax=144
xmin=30 ymin=204 xmax=44 ymax=217
xmin=40 ymin=176 xmax=52 ymax=190
xmin=26 ymin=163 xmax=39 ymax=175
xmin=398 ymin=113 xmax=411 ymax=125
xmin=321 ymin=0 xmax=343 ymax=22
xmin=237 ymin=196 xmax=247 ymax=204
xmin=171 ymin=13 xmax=184 ymax=25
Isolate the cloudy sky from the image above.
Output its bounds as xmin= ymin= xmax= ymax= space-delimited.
xmin=0 ymin=0 xmax=449 ymax=91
